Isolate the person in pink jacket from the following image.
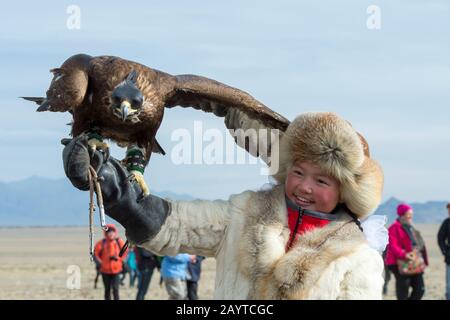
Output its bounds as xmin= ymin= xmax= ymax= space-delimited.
xmin=385 ymin=203 xmax=428 ymax=300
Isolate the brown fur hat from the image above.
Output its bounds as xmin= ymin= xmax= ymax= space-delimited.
xmin=272 ymin=112 xmax=383 ymax=218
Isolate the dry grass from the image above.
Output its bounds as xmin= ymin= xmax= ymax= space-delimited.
xmin=0 ymin=224 xmax=446 ymax=300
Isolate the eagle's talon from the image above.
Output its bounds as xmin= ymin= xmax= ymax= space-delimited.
xmin=87 ymin=135 xmax=109 ymax=158
xmin=124 ymin=145 xmax=149 ymax=196
xmin=137 ymin=193 xmax=145 ymax=203
xmin=129 ymin=170 xmax=150 ymax=197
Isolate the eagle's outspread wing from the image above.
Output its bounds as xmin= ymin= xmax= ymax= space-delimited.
xmin=22 ymin=54 xmax=293 ymax=165
xmin=164 ymin=74 xmax=290 ymax=164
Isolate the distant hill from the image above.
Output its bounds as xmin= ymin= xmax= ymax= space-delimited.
xmin=374 ymin=197 xmax=448 ymax=224
xmin=0 ymin=176 xmax=196 ymax=227
xmin=0 ymin=177 xmax=448 ymax=226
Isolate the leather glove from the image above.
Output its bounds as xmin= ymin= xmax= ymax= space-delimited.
xmin=62 ymin=134 xmax=171 ymax=245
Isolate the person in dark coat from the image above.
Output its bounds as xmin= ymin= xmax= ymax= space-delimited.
xmin=135 ymin=246 xmax=160 ymax=300
xmin=437 ymin=203 xmax=450 ymax=300
xmin=186 ymin=255 xmax=205 ymax=300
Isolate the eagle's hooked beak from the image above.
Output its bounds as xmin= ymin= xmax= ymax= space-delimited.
xmin=120 ymin=101 xmax=131 ymax=122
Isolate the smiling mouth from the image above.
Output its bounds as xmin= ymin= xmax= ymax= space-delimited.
xmin=293 ymin=194 xmax=314 ymax=206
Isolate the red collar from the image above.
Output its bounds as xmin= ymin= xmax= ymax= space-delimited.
xmin=285 ymin=207 xmax=335 ymax=251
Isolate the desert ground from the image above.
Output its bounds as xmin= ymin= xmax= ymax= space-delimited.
xmin=0 ymin=224 xmax=447 ymax=300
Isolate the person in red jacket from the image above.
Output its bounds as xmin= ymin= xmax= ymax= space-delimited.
xmin=385 ymin=203 xmax=428 ymax=300
xmin=94 ymin=223 xmax=127 ymax=300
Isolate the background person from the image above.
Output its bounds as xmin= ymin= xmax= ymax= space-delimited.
xmin=94 ymin=223 xmax=127 ymax=300
xmin=126 ymin=245 xmax=139 ymax=288
xmin=135 ymin=246 xmax=160 ymax=300
xmin=382 ymin=248 xmax=391 ymax=295
xmin=385 ymin=203 xmax=428 ymax=300
xmin=437 ymin=203 xmax=450 ymax=300
xmin=186 ymin=255 xmax=205 ymax=300
xmin=161 ymin=254 xmax=191 ymax=300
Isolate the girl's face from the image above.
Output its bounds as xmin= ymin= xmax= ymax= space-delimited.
xmin=285 ymin=161 xmax=340 ymax=214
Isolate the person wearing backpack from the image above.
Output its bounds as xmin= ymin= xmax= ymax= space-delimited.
xmin=94 ymin=223 xmax=127 ymax=300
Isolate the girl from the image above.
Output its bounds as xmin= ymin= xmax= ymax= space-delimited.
xmin=64 ymin=112 xmax=386 ymax=299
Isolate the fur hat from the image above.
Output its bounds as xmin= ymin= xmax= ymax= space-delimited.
xmin=272 ymin=112 xmax=384 ymax=219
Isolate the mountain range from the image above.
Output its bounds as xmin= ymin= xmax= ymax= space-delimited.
xmin=0 ymin=176 xmax=195 ymax=227
xmin=0 ymin=177 xmax=448 ymax=226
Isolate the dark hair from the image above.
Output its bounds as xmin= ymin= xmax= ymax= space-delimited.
xmin=447 ymin=203 xmax=450 ymax=209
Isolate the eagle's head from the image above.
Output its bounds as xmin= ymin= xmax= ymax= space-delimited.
xmin=32 ymin=67 xmax=88 ymax=112
xmin=111 ymin=70 xmax=144 ymax=122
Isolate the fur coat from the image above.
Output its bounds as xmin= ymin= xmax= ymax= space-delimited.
xmin=141 ymin=184 xmax=384 ymax=300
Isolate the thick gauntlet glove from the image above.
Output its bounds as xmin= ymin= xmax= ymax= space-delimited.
xmin=62 ymin=134 xmax=171 ymax=245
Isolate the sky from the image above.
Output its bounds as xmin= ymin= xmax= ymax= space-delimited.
xmin=0 ymin=0 xmax=449 ymax=203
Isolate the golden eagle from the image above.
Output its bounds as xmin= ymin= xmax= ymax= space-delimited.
xmin=22 ymin=54 xmax=290 ymax=196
